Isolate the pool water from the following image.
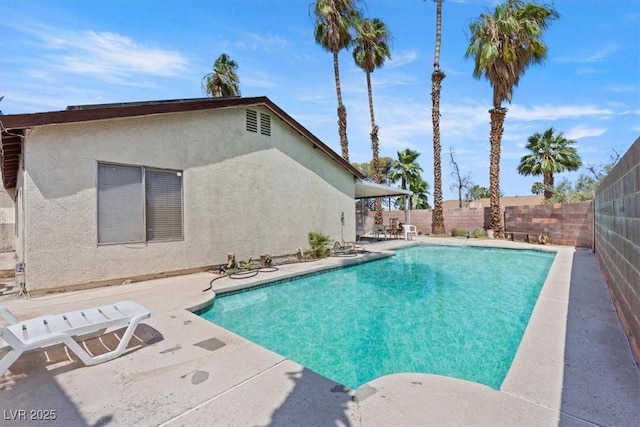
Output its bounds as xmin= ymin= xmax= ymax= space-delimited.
xmin=199 ymin=245 xmax=555 ymax=390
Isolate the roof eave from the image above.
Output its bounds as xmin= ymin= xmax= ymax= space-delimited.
xmin=0 ymin=96 xmax=364 ymax=189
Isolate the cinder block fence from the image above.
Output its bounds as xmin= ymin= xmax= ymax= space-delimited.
xmin=594 ymin=137 xmax=640 ymax=363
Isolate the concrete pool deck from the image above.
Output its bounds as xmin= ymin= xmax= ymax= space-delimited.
xmin=1 ymin=238 xmax=638 ymax=426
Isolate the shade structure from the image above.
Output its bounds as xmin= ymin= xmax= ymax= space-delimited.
xmin=354 ymin=180 xmax=412 ymax=199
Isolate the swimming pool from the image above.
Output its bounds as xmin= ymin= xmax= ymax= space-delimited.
xmin=198 ymin=245 xmax=556 ymax=390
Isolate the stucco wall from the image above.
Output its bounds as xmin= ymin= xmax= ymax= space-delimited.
xmin=22 ymin=106 xmax=356 ymax=291
xmin=594 ymin=137 xmax=640 ymax=363
xmin=0 ymin=190 xmax=15 ymax=252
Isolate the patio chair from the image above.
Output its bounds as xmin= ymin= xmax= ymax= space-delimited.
xmin=0 ymin=300 xmax=150 ymax=375
xmin=403 ymin=224 xmax=418 ymax=241
xmin=389 ymin=218 xmax=400 ymax=239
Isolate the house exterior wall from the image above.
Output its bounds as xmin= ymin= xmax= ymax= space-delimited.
xmin=594 ymin=137 xmax=640 ymax=363
xmin=21 ymin=106 xmax=356 ymax=292
xmin=0 ymin=189 xmax=15 ymax=252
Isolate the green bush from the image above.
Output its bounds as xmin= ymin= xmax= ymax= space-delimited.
xmin=450 ymin=228 xmax=467 ymax=237
xmin=472 ymin=229 xmax=487 ymax=238
xmin=308 ymin=231 xmax=331 ymax=259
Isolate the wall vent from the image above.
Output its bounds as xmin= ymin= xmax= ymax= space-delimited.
xmin=246 ymin=109 xmax=258 ymax=133
xmin=260 ymin=113 xmax=271 ymax=136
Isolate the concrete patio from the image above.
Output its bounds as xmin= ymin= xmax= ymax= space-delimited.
xmin=1 ymin=237 xmax=638 ymax=426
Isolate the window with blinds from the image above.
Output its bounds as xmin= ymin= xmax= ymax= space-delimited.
xmin=97 ymin=163 xmax=183 ymax=244
xmin=145 ymin=169 xmax=183 ymax=241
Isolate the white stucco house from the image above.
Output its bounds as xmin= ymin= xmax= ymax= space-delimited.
xmin=0 ymin=96 xmax=407 ymax=294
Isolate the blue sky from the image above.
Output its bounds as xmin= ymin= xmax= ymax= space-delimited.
xmin=1 ymin=0 xmax=638 ymax=201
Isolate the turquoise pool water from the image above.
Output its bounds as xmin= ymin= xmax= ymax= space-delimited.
xmin=199 ymin=245 xmax=555 ymax=390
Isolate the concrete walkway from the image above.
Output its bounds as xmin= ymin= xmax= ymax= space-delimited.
xmin=1 ymin=238 xmax=638 ymax=426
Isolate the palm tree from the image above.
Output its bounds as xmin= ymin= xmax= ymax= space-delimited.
xmin=313 ymin=0 xmax=359 ymax=161
xmin=467 ymin=184 xmax=490 ymax=200
xmin=202 ymin=53 xmax=240 ymax=98
xmin=352 ymin=16 xmax=391 ymax=227
xmin=465 ymin=0 xmax=558 ymax=237
xmin=517 ymin=128 xmax=582 ymax=199
xmin=531 ymin=182 xmax=545 ymax=195
xmin=430 ymin=0 xmax=446 ymax=234
xmin=390 ymin=149 xmax=422 ymax=191
xmin=410 ymin=178 xmax=431 ymax=209
xmin=390 ymin=149 xmax=423 ymax=220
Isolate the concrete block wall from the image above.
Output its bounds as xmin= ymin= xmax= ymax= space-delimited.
xmin=504 ymin=202 xmax=593 ymax=248
xmin=364 ymin=207 xmax=488 ymax=236
xmin=365 ymin=202 xmax=593 ymax=247
xmin=594 ymin=137 xmax=640 ymax=363
xmin=445 ymin=207 xmax=490 ymax=232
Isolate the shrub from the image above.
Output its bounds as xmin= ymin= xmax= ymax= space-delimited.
xmin=308 ymin=231 xmax=331 ymax=259
xmin=451 ymin=228 xmax=467 ymax=237
xmin=472 ymin=229 xmax=487 ymax=238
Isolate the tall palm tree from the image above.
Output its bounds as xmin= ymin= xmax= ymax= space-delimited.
xmin=465 ymin=0 xmax=558 ymax=237
xmin=202 ymin=53 xmax=240 ymax=98
xmin=430 ymin=0 xmax=446 ymax=235
xmin=517 ymin=128 xmax=582 ymax=199
xmin=352 ymin=16 xmax=391 ymax=227
xmin=313 ymin=0 xmax=359 ymax=161
xmin=390 ymin=149 xmax=423 ymax=220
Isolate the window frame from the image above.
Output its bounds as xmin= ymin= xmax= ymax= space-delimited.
xmin=96 ymin=161 xmax=184 ymax=245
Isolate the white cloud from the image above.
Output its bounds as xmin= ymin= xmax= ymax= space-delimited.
xmin=386 ymin=50 xmax=418 ymax=68
xmin=44 ymin=30 xmax=189 ymax=77
xmin=370 ymin=73 xmax=419 ymax=87
xmin=7 ymin=23 xmax=190 ymax=86
xmin=557 ymin=45 xmax=618 ymax=64
xmin=0 ymin=86 xmax=106 ymax=112
xmin=233 ymin=32 xmax=289 ymax=51
xmin=508 ymin=104 xmax=614 ymax=121
xmin=607 ymin=84 xmax=639 ymax=93
xmin=241 ymin=70 xmax=278 ymax=89
xmin=576 ymin=67 xmax=601 ymax=76
xmin=565 ymin=125 xmax=608 ymax=140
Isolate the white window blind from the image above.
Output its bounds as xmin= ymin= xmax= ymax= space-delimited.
xmin=145 ymin=169 xmax=183 ymax=241
xmin=98 ymin=163 xmax=144 ymax=244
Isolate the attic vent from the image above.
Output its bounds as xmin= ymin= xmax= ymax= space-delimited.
xmin=260 ymin=113 xmax=271 ymax=136
xmin=246 ymin=109 xmax=258 ymax=133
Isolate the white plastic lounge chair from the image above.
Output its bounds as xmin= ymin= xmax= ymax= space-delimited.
xmin=403 ymin=224 xmax=418 ymax=241
xmin=0 ymin=301 xmax=150 ymax=375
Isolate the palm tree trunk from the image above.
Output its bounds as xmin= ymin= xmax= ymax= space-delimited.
xmin=489 ymin=107 xmax=506 ymax=238
xmin=431 ymin=70 xmax=445 ymax=234
xmin=543 ymin=171 xmax=554 ymax=199
xmin=431 ymin=0 xmax=445 ymax=235
xmin=366 ymin=72 xmax=383 ymax=226
xmin=333 ymin=51 xmax=349 ymax=161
